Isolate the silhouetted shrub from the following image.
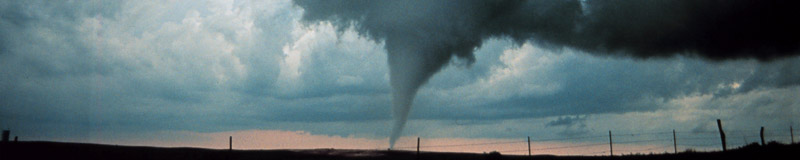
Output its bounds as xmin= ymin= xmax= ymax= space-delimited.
xmin=486 ymin=151 xmax=501 ymax=160
xmin=767 ymin=141 xmax=783 ymax=146
xmin=738 ymin=142 xmax=761 ymax=149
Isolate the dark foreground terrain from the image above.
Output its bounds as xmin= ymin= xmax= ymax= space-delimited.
xmin=1 ymin=141 xmax=797 ymax=160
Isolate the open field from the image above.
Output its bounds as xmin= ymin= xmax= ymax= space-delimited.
xmin=1 ymin=141 xmax=798 ymax=160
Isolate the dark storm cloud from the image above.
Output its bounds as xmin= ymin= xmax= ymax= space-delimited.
xmin=546 ymin=115 xmax=587 ymax=127
xmin=293 ymin=0 xmax=800 ymax=113
xmin=545 ymin=116 xmax=590 ymax=137
xmin=295 ymin=0 xmax=800 ymax=66
xmin=294 ymin=0 xmax=800 ymax=145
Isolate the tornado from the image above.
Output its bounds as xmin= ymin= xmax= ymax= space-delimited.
xmin=293 ymin=0 xmax=800 ymax=148
xmin=384 ymin=42 xmax=463 ymax=148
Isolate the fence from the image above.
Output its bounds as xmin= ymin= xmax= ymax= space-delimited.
xmin=389 ymin=120 xmax=796 ymax=156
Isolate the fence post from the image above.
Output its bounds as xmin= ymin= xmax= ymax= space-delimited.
xmin=608 ymin=130 xmax=613 ymax=157
xmin=717 ymin=119 xmax=727 ymax=151
xmin=673 ymin=129 xmax=677 ymax=154
xmin=760 ymin=127 xmax=765 ymax=146
xmin=527 ymin=136 xmax=531 ymax=156
xmin=229 ymin=136 xmax=232 ymax=151
xmin=416 ymin=137 xmax=420 ymax=159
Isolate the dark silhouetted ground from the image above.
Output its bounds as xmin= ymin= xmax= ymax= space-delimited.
xmin=1 ymin=141 xmax=797 ymax=160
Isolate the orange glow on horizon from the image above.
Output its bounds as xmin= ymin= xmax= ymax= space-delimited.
xmin=69 ymin=129 xmax=681 ymax=156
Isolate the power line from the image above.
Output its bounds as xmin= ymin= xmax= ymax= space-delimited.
xmin=394 ymin=140 xmax=526 ymax=149
xmin=496 ymin=149 xmax=528 ymax=153
xmin=680 ymin=143 xmax=719 ymax=147
xmin=615 ymin=145 xmax=673 ymax=153
xmin=529 ymin=135 xmax=608 ymax=142
xmin=531 ymin=142 xmax=608 ymax=151
xmin=616 ymin=138 xmax=673 ymax=144
xmin=389 ymin=124 xmax=799 ymax=156
xmin=582 ymin=151 xmax=608 ymax=155
xmin=613 ymin=131 xmax=674 ymax=136
xmin=395 ymin=134 xmax=610 ymax=149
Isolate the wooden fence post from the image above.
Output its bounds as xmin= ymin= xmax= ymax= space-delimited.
xmin=229 ymin=136 xmax=232 ymax=151
xmin=717 ymin=119 xmax=726 ymax=151
xmin=760 ymin=127 xmax=765 ymax=146
xmin=527 ymin=136 xmax=531 ymax=156
xmin=673 ymin=129 xmax=677 ymax=154
xmin=608 ymin=130 xmax=613 ymax=157
xmin=417 ymin=137 xmax=420 ymax=159
xmin=791 ymin=126 xmax=794 ymax=144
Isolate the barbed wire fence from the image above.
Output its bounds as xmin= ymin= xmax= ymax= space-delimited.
xmin=389 ymin=121 xmax=797 ymax=156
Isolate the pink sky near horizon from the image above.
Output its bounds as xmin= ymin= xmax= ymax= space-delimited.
xmin=63 ymin=129 xmax=685 ymax=156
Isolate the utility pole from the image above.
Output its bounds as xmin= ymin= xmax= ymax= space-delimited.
xmin=527 ymin=136 xmax=531 ymax=156
xmin=673 ymin=129 xmax=677 ymax=154
xmin=608 ymin=130 xmax=613 ymax=157
xmin=717 ymin=119 xmax=727 ymax=151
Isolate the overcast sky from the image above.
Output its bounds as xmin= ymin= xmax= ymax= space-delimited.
xmin=1 ymin=0 xmax=799 ymax=155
